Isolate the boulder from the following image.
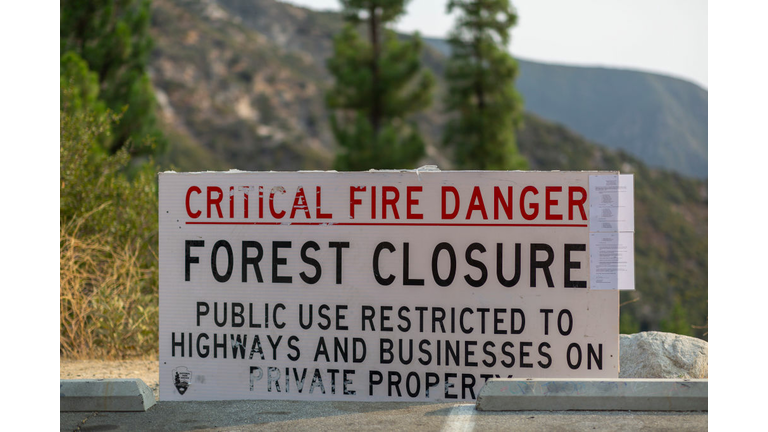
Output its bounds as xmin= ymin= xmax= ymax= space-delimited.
xmin=619 ymin=331 xmax=708 ymax=379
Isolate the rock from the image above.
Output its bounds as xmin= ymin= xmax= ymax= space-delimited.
xmin=619 ymin=331 xmax=708 ymax=379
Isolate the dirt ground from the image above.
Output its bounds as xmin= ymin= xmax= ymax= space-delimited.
xmin=60 ymin=359 xmax=160 ymax=400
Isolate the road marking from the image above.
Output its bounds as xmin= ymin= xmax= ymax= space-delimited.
xmin=442 ymin=403 xmax=476 ymax=432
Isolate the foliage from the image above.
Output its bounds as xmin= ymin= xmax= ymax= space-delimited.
xmin=60 ymin=51 xmax=105 ymax=117
xmin=620 ymin=312 xmax=640 ymax=335
xmin=60 ymin=93 xmax=160 ymax=359
xmin=660 ymin=297 xmax=693 ymax=337
xmin=327 ymin=0 xmax=435 ymax=170
xmin=442 ymin=0 xmax=527 ymax=170
xmin=60 ymin=94 xmax=158 ymax=255
xmin=61 ymin=0 xmax=165 ymax=156
xmin=60 ymin=220 xmax=158 ymax=359
xmin=60 ymin=23 xmax=161 ymax=357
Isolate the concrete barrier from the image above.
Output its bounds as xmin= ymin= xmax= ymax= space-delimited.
xmin=60 ymin=379 xmax=156 ymax=412
xmin=475 ymin=378 xmax=707 ymax=411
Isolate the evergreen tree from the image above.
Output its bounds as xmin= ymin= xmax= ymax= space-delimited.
xmin=327 ymin=0 xmax=435 ymax=170
xmin=60 ymin=52 xmax=105 ymax=118
xmin=61 ymin=0 xmax=164 ymax=156
xmin=443 ymin=0 xmax=527 ymax=170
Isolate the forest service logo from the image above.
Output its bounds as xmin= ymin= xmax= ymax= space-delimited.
xmin=172 ymin=366 xmax=192 ymax=395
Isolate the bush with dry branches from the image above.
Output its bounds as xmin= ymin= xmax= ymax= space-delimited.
xmin=60 ymin=89 xmax=159 ymax=360
xmin=60 ymin=213 xmax=158 ymax=360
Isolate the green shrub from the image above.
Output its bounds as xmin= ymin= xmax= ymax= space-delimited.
xmin=60 ymin=93 xmax=159 ymax=359
xmin=60 ymin=90 xmax=159 ymax=263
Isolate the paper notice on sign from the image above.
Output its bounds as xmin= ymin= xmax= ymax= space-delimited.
xmin=589 ymin=232 xmax=635 ymax=290
xmin=589 ymin=175 xmax=634 ymax=232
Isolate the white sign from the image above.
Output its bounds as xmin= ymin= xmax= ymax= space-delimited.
xmin=159 ymin=170 xmax=621 ymax=402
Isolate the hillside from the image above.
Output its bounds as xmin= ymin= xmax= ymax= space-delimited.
xmin=148 ymin=0 xmax=707 ymax=338
xmin=516 ymin=62 xmax=708 ymax=179
xmin=154 ymin=0 xmax=708 ymax=178
xmin=423 ymin=37 xmax=708 ymax=179
xmin=518 ymin=115 xmax=707 ymax=335
xmin=150 ymin=0 xmax=336 ymax=171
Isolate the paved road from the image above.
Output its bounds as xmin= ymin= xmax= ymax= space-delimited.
xmin=61 ymin=401 xmax=707 ymax=431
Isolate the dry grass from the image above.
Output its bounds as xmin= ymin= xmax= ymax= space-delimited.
xmin=60 ymin=214 xmax=158 ymax=360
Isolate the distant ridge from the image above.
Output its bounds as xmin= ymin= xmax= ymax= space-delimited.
xmin=423 ymin=37 xmax=708 ymax=179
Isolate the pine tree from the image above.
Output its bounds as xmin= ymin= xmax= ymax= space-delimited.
xmin=61 ymin=0 xmax=164 ymax=156
xmin=443 ymin=0 xmax=527 ymax=170
xmin=327 ymin=0 xmax=435 ymax=170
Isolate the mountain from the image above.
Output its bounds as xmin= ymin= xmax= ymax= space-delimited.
xmin=515 ymin=62 xmax=708 ymax=179
xmin=150 ymin=0 xmax=336 ymax=171
xmin=423 ymin=37 xmax=708 ymax=179
xmin=148 ymin=0 xmax=707 ymax=338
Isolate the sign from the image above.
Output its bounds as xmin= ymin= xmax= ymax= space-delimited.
xmin=159 ymin=170 xmax=627 ymax=402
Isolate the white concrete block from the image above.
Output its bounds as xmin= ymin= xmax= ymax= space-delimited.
xmin=476 ymin=378 xmax=707 ymax=411
xmin=60 ymin=379 xmax=156 ymax=412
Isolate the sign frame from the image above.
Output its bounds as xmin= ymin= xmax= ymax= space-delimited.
xmin=158 ymin=169 xmax=625 ymax=402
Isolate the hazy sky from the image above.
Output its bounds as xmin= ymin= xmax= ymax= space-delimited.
xmin=283 ymin=0 xmax=708 ymax=89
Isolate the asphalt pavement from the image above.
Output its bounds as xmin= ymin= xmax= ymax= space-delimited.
xmin=60 ymin=400 xmax=708 ymax=431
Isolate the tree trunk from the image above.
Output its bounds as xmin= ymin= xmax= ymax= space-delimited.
xmin=369 ymin=6 xmax=381 ymax=135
